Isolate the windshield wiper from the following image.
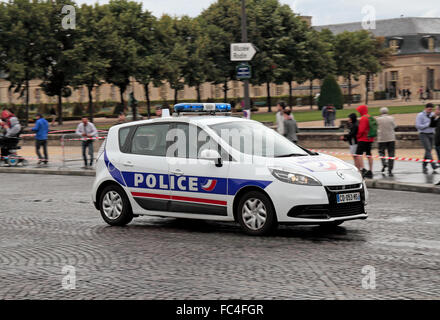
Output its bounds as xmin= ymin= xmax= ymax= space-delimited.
xmin=275 ymin=153 xmax=308 ymax=158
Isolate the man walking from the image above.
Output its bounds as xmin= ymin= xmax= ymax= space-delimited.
xmin=31 ymin=113 xmax=49 ymax=165
xmin=276 ymin=101 xmax=286 ymax=135
xmin=283 ymin=107 xmax=299 ymax=144
xmin=355 ymin=105 xmax=375 ymax=178
xmin=76 ymin=117 xmax=98 ymax=169
xmin=416 ymin=103 xmax=438 ymax=174
xmin=430 ymin=105 xmax=440 ymax=185
xmin=377 ymin=107 xmax=396 ymax=176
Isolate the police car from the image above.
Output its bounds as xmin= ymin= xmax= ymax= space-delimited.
xmin=92 ymin=103 xmax=368 ymax=235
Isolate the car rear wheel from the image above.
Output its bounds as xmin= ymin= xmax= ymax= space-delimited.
xmin=237 ymin=191 xmax=277 ymax=236
xmin=99 ymin=185 xmax=133 ymax=226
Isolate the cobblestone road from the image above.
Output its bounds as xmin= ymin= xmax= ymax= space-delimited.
xmin=0 ymin=173 xmax=439 ymax=299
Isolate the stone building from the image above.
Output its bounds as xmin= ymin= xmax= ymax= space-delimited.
xmin=1 ymin=17 xmax=439 ymax=106
xmin=315 ymin=17 xmax=440 ymax=100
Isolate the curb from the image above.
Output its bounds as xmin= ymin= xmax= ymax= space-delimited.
xmin=365 ymin=179 xmax=440 ymax=194
xmin=0 ymin=167 xmax=95 ymax=177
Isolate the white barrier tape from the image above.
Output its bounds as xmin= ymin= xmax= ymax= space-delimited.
xmin=312 ymin=149 xmax=440 ymax=164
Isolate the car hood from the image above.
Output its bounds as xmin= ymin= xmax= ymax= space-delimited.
xmin=260 ymin=153 xmax=363 ymax=185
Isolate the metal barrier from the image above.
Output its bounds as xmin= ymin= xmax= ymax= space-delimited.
xmin=60 ymin=132 xmax=107 ymax=168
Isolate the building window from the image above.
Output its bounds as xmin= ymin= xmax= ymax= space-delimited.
xmin=178 ymin=89 xmax=185 ymax=100
xmin=403 ymin=76 xmax=411 ymax=87
xmin=159 ymin=85 xmax=168 ymax=100
xmin=390 ymin=71 xmax=398 ymax=81
xmin=214 ymin=85 xmax=221 ymax=99
xmin=389 ymin=39 xmax=400 ymax=53
xmin=35 ymin=88 xmax=41 ymax=103
xmin=95 ymin=86 xmax=100 ymax=102
xmin=110 ymin=85 xmax=116 ymax=101
xmin=276 ymin=85 xmax=283 ymax=96
xmin=428 ymin=37 xmax=435 ymax=52
xmin=253 ymin=87 xmax=261 ymax=97
xmin=79 ymin=87 xmax=85 ymax=102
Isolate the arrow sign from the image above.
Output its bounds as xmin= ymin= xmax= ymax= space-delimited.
xmin=230 ymin=43 xmax=257 ymax=61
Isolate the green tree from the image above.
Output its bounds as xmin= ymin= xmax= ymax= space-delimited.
xmin=0 ymin=0 xmax=48 ymax=125
xmin=302 ymin=29 xmax=335 ymax=109
xmin=102 ymin=0 xmax=142 ymax=110
xmin=318 ymin=75 xmax=344 ymax=109
xmin=40 ymin=0 xmax=77 ymax=125
xmin=334 ymin=30 xmax=371 ymax=106
xmin=66 ymin=3 xmax=110 ymax=122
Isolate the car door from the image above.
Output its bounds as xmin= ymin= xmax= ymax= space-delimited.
xmin=167 ymin=122 xmax=231 ymax=217
xmin=119 ymin=122 xmax=172 ymax=214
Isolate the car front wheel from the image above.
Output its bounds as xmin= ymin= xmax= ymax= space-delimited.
xmin=237 ymin=191 xmax=277 ymax=236
xmin=99 ymin=185 xmax=133 ymax=226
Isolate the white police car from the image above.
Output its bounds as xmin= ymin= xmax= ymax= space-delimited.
xmin=92 ymin=103 xmax=368 ymax=235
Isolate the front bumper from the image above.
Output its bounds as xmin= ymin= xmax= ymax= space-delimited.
xmin=283 ymin=183 xmax=367 ymax=224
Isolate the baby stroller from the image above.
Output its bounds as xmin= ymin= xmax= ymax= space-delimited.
xmin=0 ymin=136 xmax=28 ymax=167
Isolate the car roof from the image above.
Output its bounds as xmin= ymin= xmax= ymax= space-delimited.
xmin=113 ymin=115 xmax=251 ymax=129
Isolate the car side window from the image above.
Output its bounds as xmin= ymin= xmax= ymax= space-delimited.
xmin=118 ymin=127 xmax=131 ymax=152
xmin=170 ymin=123 xmax=229 ymax=161
xmin=130 ymin=123 xmax=170 ymax=156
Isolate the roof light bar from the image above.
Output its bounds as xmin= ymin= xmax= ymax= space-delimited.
xmin=173 ymin=103 xmax=231 ymax=113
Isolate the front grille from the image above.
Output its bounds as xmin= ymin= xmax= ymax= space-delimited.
xmin=327 ymin=184 xmax=362 ymax=191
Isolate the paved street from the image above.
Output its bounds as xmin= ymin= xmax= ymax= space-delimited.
xmin=0 ymin=173 xmax=439 ymax=299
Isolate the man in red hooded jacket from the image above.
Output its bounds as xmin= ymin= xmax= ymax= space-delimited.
xmin=355 ymin=105 xmax=374 ymax=178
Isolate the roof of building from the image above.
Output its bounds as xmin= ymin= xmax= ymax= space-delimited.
xmin=314 ymin=17 xmax=440 ymax=37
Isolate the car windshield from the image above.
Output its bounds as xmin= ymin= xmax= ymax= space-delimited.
xmin=209 ymin=120 xmax=309 ymax=158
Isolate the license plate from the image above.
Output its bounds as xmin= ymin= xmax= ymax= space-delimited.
xmin=337 ymin=192 xmax=361 ymax=204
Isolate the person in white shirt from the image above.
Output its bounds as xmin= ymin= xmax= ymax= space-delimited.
xmin=276 ymin=101 xmax=286 ymax=135
xmin=75 ymin=117 xmax=98 ymax=169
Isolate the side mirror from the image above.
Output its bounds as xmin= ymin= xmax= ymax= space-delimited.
xmin=200 ymin=149 xmax=222 ymax=167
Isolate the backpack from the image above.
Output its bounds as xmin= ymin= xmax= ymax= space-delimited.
xmin=367 ymin=115 xmax=377 ymax=138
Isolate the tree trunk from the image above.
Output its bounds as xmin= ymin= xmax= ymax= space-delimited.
xmin=348 ymin=75 xmax=352 ymax=106
xmin=196 ymin=84 xmax=201 ymax=102
xmin=57 ymin=93 xmax=63 ymax=125
xmin=223 ymin=81 xmax=228 ymax=102
xmin=266 ymin=82 xmax=271 ymax=112
xmin=119 ymin=87 xmax=125 ymax=112
xmin=88 ymin=85 xmax=94 ymax=122
xmin=25 ymin=78 xmax=29 ymax=126
xmin=309 ymin=80 xmax=313 ymax=109
xmin=144 ymin=83 xmax=151 ymax=119
xmin=174 ymin=88 xmax=178 ymax=105
xmin=365 ymin=73 xmax=370 ymax=105
xmin=288 ymin=81 xmax=293 ymax=107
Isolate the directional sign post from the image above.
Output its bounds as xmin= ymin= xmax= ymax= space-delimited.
xmin=230 ymin=43 xmax=257 ymax=61
xmin=236 ymin=63 xmax=251 ymax=80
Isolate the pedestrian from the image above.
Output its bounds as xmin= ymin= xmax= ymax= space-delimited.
xmin=342 ymin=113 xmax=359 ymax=161
xmin=355 ymin=105 xmax=376 ymax=178
xmin=283 ymin=107 xmax=299 ymax=143
xmin=117 ymin=112 xmax=127 ymax=124
xmin=31 ymin=113 xmax=49 ymax=165
xmin=276 ymin=101 xmax=286 ymax=135
xmin=0 ymin=110 xmax=21 ymax=159
xmin=377 ymin=107 xmax=396 ymax=177
xmin=75 ymin=117 xmax=98 ymax=169
xmin=407 ymin=88 xmax=411 ymax=101
xmin=326 ymin=104 xmax=336 ymax=126
xmin=155 ymin=106 xmax=162 ymax=117
xmin=429 ymin=105 xmax=440 ymax=178
xmin=415 ymin=103 xmax=438 ymax=174
xmin=49 ymin=107 xmax=57 ymax=126
xmin=419 ymin=86 xmax=425 ymax=101
xmin=321 ymin=105 xmax=328 ymax=126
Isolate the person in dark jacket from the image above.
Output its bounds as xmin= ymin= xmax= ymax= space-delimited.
xmin=283 ymin=107 xmax=299 ymax=143
xmin=430 ymin=105 xmax=440 ymax=185
xmin=31 ymin=113 xmax=49 ymax=165
xmin=342 ymin=113 xmax=359 ymax=162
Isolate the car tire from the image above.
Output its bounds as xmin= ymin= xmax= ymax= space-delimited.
xmin=99 ymin=185 xmax=133 ymax=226
xmin=237 ymin=191 xmax=277 ymax=236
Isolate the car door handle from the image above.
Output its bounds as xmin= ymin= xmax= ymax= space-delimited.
xmin=171 ymin=169 xmax=183 ymax=176
xmin=123 ymin=161 xmax=134 ymax=167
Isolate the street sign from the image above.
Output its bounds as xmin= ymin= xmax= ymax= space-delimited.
xmin=230 ymin=43 xmax=257 ymax=61
xmin=236 ymin=63 xmax=251 ymax=80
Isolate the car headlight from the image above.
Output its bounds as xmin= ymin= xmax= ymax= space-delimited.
xmin=269 ymin=168 xmax=322 ymax=186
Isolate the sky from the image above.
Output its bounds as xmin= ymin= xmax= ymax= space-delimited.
xmin=74 ymin=0 xmax=440 ymax=25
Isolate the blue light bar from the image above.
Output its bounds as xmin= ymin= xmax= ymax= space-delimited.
xmin=174 ymin=103 xmax=231 ymax=113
